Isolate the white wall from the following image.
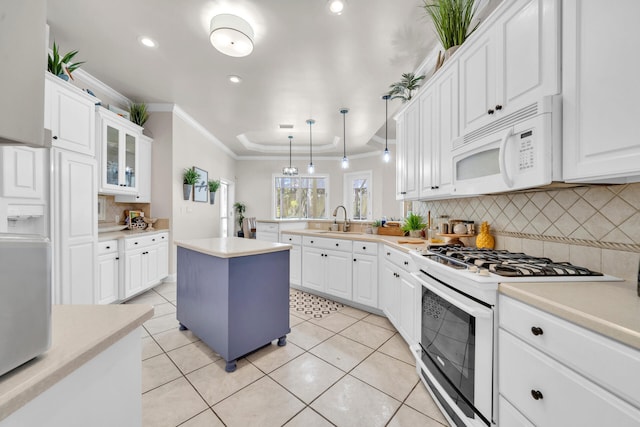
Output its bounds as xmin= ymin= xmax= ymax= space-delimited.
xmin=235 ymin=146 xmax=401 ymax=221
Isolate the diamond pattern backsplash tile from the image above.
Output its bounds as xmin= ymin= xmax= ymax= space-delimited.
xmin=413 ymin=183 xmax=640 ymax=247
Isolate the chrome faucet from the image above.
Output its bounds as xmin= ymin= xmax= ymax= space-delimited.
xmin=332 ymin=205 xmax=350 ymax=232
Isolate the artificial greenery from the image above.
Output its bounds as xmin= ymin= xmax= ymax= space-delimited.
xmin=129 ymin=102 xmax=149 ymax=127
xmin=183 ymin=168 xmax=200 ymax=185
xmin=387 ymin=73 xmax=426 ymax=103
xmin=47 ymin=41 xmax=84 ymax=79
xmin=401 ymin=213 xmax=427 ymax=232
xmin=372 ymin=219 xmax=383 ymax=227
xmin=422 ymin=0 xmax=479 ymax=50
xmin=234 ymin=202 xmax=246 ymax=228
xmin=207 ymin=179 xmax=221 ymax=192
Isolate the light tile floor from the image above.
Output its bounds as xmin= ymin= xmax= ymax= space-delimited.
xmin=127 ymin=281 xmax=450 ymax=427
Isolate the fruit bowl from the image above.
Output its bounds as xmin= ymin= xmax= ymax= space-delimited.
xmin=143 ymin=217 xmax=158 ymax=231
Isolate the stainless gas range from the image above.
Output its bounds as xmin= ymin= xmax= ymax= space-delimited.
xmin=409 ymin=246 xmax=619 ymax=427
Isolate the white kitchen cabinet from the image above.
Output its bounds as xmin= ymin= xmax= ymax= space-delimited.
xmin=498 ymin=295 xmax=640 ymax=425
xmin=352 ymin=242 xmax=378 ymax=308
xmin=96 ymin=240 xmax=119 ymax=304
xmin=45 ymin=73 xmax=97 ymax=155
xmin=0 ymin=146 xmax=45 ymax=200
xmin=96 ymin=108 xmax=141 ymax=196
xmin=395 ymin=100 xmax=420 ymax=200
xmin=115 ymin=134 xmax=152 ymax=203
xmin=562 ymin=0 xmax=640 ymax=183
xmin=281 ymin=233 xmax=302 ymax=286
xmin=380 ymin=245 xmax=417 ymax=345
xmin=257 ymin=221 xmax=307 ymax=242
xmin=419 ymin=65 xmax=458 ymax=199
xmin=459 ymin=0 xmax=560 ymax=137
xmin=301 ymin=236 xmax=352 ymax=300
xmin=50 ymin=148 xmax=97 ymax=304
xmin=122 ymin=232 xmax=169 ymax=299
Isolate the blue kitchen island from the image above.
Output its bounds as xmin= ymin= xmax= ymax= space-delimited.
xmin=175 ymin=237 xmax=292 ymax=372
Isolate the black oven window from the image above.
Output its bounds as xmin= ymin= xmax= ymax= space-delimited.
xmin=421 ymin=288 xmax=475 ymax=404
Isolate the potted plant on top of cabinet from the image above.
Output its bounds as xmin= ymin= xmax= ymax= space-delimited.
xmin=387 ymin=73 xmax=426 ymax=103
xmin=128 ymin=102 xmax=149 ymax=127
xmin=47 ymin=41 xmax=84 ymax=81
xmin=183 ymin=168 xmax=200 ymax=201
xmin=208 ymin=179 xmax=220 ymax=205
xmin=422 ymin=0 xmax=479 ymax=60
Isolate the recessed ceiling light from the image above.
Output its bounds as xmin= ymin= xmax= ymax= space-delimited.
xmin=327 ymin=0 xmax=347 ymax=15
xmin=228 ymin=75 xmax=242 ymax=83
xmin=138 ymin=36 xmax=157 ymax=48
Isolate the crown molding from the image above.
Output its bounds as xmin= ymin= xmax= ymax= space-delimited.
xmin=238 ymin=150 xmax=386 ymax=161
xmin=72 ymin=69 xmax=132 ymax=107
xmin=237 ymin=134 xmax=339 ymax=154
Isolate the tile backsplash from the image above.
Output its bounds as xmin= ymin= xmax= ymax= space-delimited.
xmin=100 ymin=195 xmax=150 ymax=224
xmin=413 ymin=183 xmax=640 ymax=281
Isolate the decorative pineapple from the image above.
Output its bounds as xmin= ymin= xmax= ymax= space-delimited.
xmin=476 ymin=221 xmax=495 ymax=249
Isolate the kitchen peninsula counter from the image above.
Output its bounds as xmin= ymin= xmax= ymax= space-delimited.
xmin=500 ymin=281 xmax=640 ymax=350
xmin=0 ymin=304 xmax=153 ymax=424
xmin=175 ymin=238 xmax=291 ymax=372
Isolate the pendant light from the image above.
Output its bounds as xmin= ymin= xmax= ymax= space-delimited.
xmin=382 ymin=94 xmax=391 ymax=163
xmin=306 ymin=119 xmax=315 ymax=174
xmin=340 ymin=108 xmax=349 ymax=169
xmin=282 ymin=135 xmax=298 ymax=176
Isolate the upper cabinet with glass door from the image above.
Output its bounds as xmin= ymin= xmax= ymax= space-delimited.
xmin=96 ymin=107 xmax=141 ymax=195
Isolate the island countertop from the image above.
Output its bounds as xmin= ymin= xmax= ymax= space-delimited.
xmin=0 ymin=304 xmax=153 ymax=421
xmin=175 ymin=237 xmax=292 ymax=258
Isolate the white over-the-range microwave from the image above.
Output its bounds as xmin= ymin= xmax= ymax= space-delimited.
xmin=451 ymin=95 xmax=562 ymax=196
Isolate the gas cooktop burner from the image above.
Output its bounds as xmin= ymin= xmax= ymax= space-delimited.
xmin=426 ymin=246 xmax=603 ymax=277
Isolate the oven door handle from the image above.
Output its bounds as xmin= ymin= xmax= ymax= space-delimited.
xmin=499 ymin=127 xmax=514 ymax=188
xmin=411 ymin=272 xmax=492 ymax=319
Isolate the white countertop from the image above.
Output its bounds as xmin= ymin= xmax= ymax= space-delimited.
xmin=281 ymin=229 xmax=427 ymax=253
xmin=500 ymin=280 xmax=640 ymax=350
xmin=0 ymin=304 xmax=153 ymax=421
xmin=98 ymin=227 xmax=169 ymax=241
xmin=175 ymin=237 xmax=292 ymax=258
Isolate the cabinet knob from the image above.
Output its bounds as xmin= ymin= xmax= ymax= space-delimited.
xmin=134 ymin=242 xmax=138 ymax=245
xmin=531 ymin=326 xmax=544 ymax=336
xmin=487 ymin=109 xmax=495 ymax=115
xmin=289 ymin=238 xmax=292 ymax=241
xmin=354 ymin=258 xmax=357 ymax=262
xmin=401 ymin=191 xmax=407 ymax=195
xmin=336 ymin=243 xmax=339 ymax=247
xmin=152 ymin=238 xmax=156 ymax=242
xmin=530 ymin=390 xmax=543 ymax=400
xmin=362 ymin=246 xmax=366 ymax=250
xmin=404 ymin=261 xmax=409 ymax=265
xmin=136 ymin=196 xmax=140 ymax=199
xmin=53 ymin=135 xmax=58 ymax=140
xmin=115 ymin=257 xmax=119 ymax=260
xmin=106 ymin=246 xmax=110 ymax=249
xmin=495 ymin=104 xmax=503 ymax=110
xmin=387 ymin=252 xmax=391 ymax=256
xmin=161 ymin=236 xmax=165 ymax=239
xmin=310 ymin=240 xmax=314 ymax=244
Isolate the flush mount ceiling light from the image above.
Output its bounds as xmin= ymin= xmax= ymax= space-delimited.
xmin=340 ymin=108 xmax=349 ymax=169
xmin=382 ymin=94 xmax=391 ymax=163
xmin=306 ymin=119 xmax=315 ymax=174
xmin=327 ymin=0 xmax=347 ymax=15
xmin=138 ymin=36 xmax=157 ymax=48
xmin=282 ymin=135 xmax=298 ymax=176
xmin=228 ymin=75 xmax=242 ymax=83
xmin=209 ymin=14 xmax=254 ymax=57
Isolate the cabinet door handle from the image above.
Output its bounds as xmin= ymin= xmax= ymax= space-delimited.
xmin=53 ymin=135 xmax=58 ymax=140
xmin=106 ymin=246 xmax=110 ymax=249
xmin=115 ymin=257 xmax=119 ymax=260
xmin=134 ymin=242 xmax=138 ymax=245
xmin=401 ymin=191 xmax=407 ymax=195
xmin=487 ymin=108 xmax=495 ymax=115
xmin=386 ymin=252 xmax=391 ymax=256
xmin=531 ymin=326 xmax=544 ymax=336
xmin=404 ymin=261 xmax=409 ymax=265
xmin=495 ymin=104 xmax=503 ymax=110
xmin=531 ymin=390 xmax=543 ymax=400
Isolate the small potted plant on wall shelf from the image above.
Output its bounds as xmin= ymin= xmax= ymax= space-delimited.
xmin=183 ymin=168 xmax=200 ymax=201
xmin=208 ymin=179 xmax=220 ymax=205
xmin=402 ymin=213 xmax=426 ymax=238
xmin=47 ymin=41 xmax=84 ymax=81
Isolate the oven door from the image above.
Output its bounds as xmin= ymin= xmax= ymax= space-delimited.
xmin=412 ymin=271 xmax=494 ymax=426
xmin=452 ymin=113 xmax=553 ymax=196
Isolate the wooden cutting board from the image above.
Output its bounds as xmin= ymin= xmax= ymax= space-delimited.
xmin=397 ymin=238 xmax=424 ymax=244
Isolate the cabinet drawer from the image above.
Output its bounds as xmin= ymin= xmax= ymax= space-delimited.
xmin=281 ymin=234 xmax=302 ymax=245
xmin=498 ymin=396 xmax=534 ymax=427
xmin=383 ymin=245 xmax=413 ymax=271
xmin=499 ymin=295 xmax=640 ymax=407
xmin=498 ymin=329 xmax=640 ymax=426
xmin=98 ymin=239 xmax=118 ymax=255
xmin=125 ymin=232 xmax=168 ymax=250
xmin=353 ymin=241 xmax=378 ymax=255
xmin=302 ymin=236 xmax=352 ymax=252
xmin=256 ymin=222 xmax=278 ymax=232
